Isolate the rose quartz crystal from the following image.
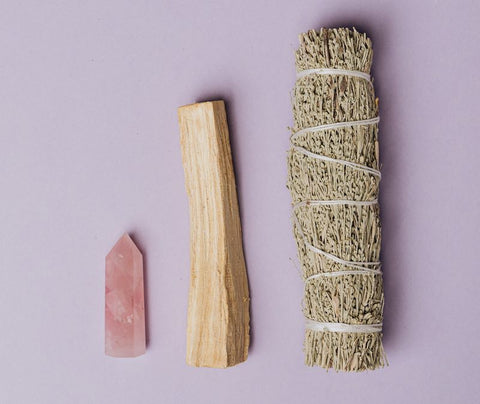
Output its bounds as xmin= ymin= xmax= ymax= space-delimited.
xmin=105 ymin=233 xmax=146 ymax=357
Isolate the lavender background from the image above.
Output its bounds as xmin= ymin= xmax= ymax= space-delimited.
xmin=1 ymin=1 xmax=479 ymax=403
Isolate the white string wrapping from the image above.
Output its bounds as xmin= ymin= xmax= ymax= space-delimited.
xmin=305 ymin=319 xmax=383 ymax=334
xmin=290 ymin=117 xmax=381 ymax=179
xmin=296 ymin=68 xmax=371 ymax=82
xmin=293 ymin=199 xmax=381 ymax=277
xmin=306 ymin=269 xmax=381 ymax=280
xmin=293 ymin=67 xmax=382 ymax=334
xmin=292 ymin=213 xmax=381 ymax=274
xmin=290 ymin=116 xmax=380 ymax=140
xmin=291 ymin=144 xmax=381 ymax=179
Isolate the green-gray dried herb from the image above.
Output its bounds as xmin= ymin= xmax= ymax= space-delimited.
xmin=287 ymin=27 xmax=385 ymax=371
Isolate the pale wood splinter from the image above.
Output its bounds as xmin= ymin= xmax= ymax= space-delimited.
xmin=178 ymin=100 xmax=250 ymax=368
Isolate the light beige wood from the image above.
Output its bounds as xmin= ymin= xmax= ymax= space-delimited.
xmin=178 ymin=100 xmax=250 ymax=368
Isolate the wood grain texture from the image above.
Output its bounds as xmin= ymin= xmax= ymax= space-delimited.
xmin=178 ymin=100 xmax=250 ymax=368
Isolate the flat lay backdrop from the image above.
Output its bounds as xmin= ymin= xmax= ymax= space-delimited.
xmin=1 ymin=1 xmax=479 ymax=403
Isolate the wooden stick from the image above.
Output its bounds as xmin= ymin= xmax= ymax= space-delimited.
xmin=178 ymin=100 xmax=250 ymax=368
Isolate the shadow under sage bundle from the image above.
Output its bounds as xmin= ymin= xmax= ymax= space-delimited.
xmin=287 ymin=28 xmax=385 ymax=371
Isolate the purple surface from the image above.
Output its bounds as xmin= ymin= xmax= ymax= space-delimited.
xmin=1 ymin=1 xmax=479 ymax=403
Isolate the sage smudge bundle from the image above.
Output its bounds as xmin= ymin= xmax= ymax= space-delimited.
xmin=287 ymin=28 xmax=385 ymax=371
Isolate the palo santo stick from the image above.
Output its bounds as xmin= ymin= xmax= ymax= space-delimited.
xmin=178 ymin=100 xmax=250 ymax=368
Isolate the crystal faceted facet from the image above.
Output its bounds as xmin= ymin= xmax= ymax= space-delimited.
xmin=105 ymin=233 xmax=146 ymax=357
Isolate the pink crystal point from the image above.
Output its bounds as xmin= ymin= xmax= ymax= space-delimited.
xmin=105 ymin=233 xmax=146 ymax=357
